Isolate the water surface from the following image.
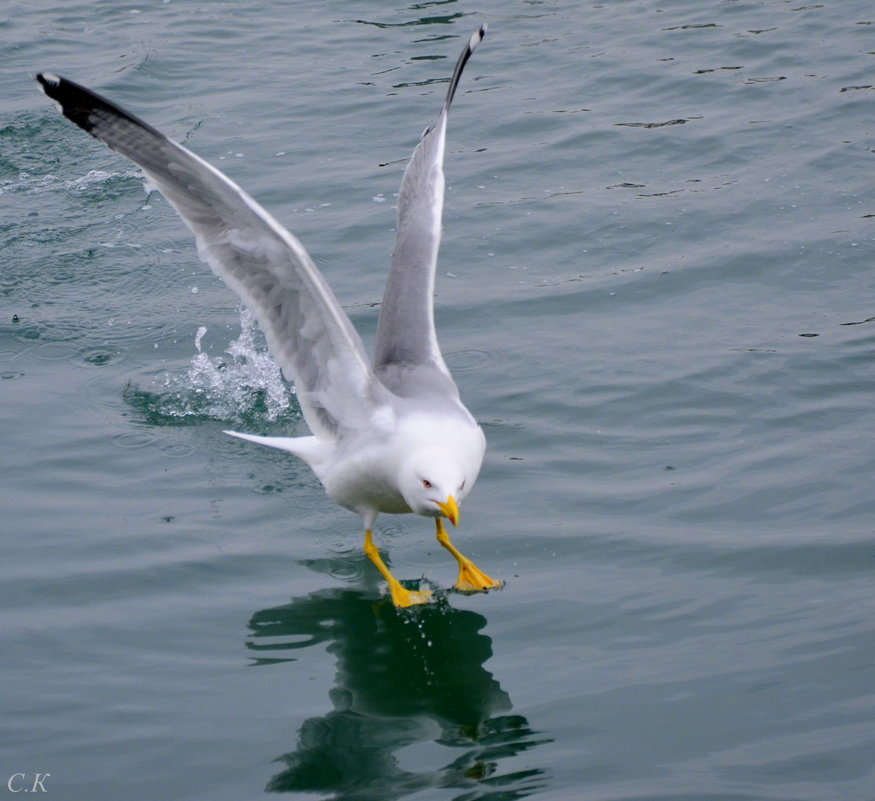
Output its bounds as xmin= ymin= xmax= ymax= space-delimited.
xmin=2 ymin=1 xmax=874 ymax=799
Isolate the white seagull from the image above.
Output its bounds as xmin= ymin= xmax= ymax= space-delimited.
xmin=37 ymin=27 xmax=501 ymax=607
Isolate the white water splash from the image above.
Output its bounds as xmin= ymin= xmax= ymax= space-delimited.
xmin=0 ymin=168 xmax=141 ymax=196
xmin=0 ymin=171 xmax=60 ymax=195
xmin=162 ymin=308 xmax=294 ymax=422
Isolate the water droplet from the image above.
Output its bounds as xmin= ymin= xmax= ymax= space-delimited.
xmin=194 ymin=326 xmax=207 ymax=353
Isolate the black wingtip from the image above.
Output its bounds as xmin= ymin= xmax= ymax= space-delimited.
xmin=35 ymin=72 xmax=60 ymax=90
xmin=36 ymin=72 xmax=97 ymax=136
xmin=35 ymin=72 xmax=66 ymax=115
xmin=35 ymin=72 xmax=163 ymax=142
xmin=443 ymin=25 xmax=487 ymax=112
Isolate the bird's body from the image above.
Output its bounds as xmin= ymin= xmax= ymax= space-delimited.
xmin=37 ymin=27 xmax=500 ymax=606
xmin=235 ymin=365 xmax=485 ymax=514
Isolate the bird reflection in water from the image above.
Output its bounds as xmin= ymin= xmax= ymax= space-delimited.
xmin=246 ymin=583 xmax=550 ymax=799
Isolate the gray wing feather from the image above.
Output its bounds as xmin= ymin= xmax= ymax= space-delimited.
xmin=36 ymin=72 xmax=378 ymax=440
xmin=373 ymin=26 xmax=486 ymax=376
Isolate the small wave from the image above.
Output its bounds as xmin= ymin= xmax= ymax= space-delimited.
xmin=0 ymin=171 xmax=60 ymax=195
xmin=125 ymin=308 xmax=297 ymax=426
xmin=0 ymin=168 xmax=141 ymax=197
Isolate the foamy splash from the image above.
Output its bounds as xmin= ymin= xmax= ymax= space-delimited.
xmin=0 ymin=168 xmax=141 ymax=196
xmin=130 ymin=307 xmax=296 ymax=425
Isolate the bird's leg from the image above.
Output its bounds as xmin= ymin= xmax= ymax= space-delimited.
xmin=364 ymin=529 xmax=432 ymax=607
xmin=435 ymin=519 xmax=503 ymax=593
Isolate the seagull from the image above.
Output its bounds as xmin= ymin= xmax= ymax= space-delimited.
xmin=36 ymin=26 xmax=501 ymax=607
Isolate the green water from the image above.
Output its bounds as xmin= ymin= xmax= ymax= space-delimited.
xmin=3 ymin=1 xmax=875 ymax=799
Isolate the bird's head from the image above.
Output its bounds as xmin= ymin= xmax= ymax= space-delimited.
xmin=399 ymin=450 xmax=476 ymax=525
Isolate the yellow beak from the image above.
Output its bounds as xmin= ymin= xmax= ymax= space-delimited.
xmin=437 ymin=495 xmax=460 ymax=526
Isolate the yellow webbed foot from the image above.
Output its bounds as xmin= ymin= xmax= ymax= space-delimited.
xmin=454 ymin=558 xmax=504 ymax=593
xmin=364 ymin=528 xmax=432 ymax=608
xmin=389 ymin=582 xmax=433 ymax=608
xmin=435 ymin=518 xmax=503 ymax=594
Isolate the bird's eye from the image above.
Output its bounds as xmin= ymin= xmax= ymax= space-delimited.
xmin=422 ymin=479 xmax=432 ymax=489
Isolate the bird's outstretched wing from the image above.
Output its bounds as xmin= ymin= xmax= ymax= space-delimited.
xmin=36 ymin=72 xmax=379 ymax=440
xmin=373 ymin=26 xmax=486 ymax=378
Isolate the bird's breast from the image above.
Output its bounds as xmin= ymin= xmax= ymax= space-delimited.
xmin=322 ymin=448 xmax=410 ymax=516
